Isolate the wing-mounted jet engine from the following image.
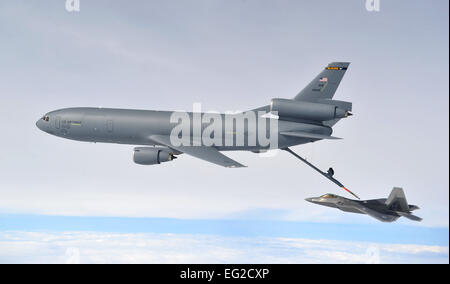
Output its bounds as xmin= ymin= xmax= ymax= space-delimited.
xmin=36 ymin=62 xmax=355 ymax=173
xmin=133 ymin=147 xmax=177 ymax=165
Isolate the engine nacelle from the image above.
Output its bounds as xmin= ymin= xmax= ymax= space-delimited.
xmin=270 ymin=98 xmax=351 ymax=121
xmin=133 ymin=147 xmax=176 ymax=165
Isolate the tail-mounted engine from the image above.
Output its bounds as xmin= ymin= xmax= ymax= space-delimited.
xmin=270 ymin=98 xmax=352 ymax=121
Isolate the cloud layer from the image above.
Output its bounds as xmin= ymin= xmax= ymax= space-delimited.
xmin=0 ymin=231 xmax=447 ymax=264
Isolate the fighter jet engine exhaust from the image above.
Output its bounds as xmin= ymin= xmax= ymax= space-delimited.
xmin=133 ymin=147 xmax=177 ymax=165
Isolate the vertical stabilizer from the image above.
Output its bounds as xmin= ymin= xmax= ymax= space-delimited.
xmin=294 ymin=62 xmax=350 ymax=102
xmin=385 ymin=187 xmax=409 ymax=212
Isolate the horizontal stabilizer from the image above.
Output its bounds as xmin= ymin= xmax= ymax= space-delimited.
xmin=280 ymin=131 xmax=341 ymax=140
xmin=409 ymin=205 xmax=420 ymax=211
xmin=397 ymin=212 xmax=422 ymax=222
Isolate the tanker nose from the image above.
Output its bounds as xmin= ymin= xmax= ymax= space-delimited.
xmin=36 ymin=118 xmax=44 ymax=131
xmin=36 ymin=115 xmax=51 ymax=132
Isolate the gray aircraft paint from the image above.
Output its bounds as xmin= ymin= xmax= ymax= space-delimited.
xmin=36 ymin=108 xmax=330 ymax=149
xmin=36 ymin=62 xmax=351 ymax=167
xmin=305 ymin=188 xmax=422 ymax=223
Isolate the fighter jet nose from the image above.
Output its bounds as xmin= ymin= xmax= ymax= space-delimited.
xmin=305 ymin=198 xmax=315 ymax=203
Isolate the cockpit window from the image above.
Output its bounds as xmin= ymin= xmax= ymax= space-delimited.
xmin=42 ymin=116 xmax=49 ymax=121
xmin=321 ymin=194 xmax=338 ymax=199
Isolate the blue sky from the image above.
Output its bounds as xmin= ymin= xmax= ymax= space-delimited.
xmin=0 ymin=0 xmax=448 ymax=263
xmin=0 ymin=214 xmax=448 ymax=246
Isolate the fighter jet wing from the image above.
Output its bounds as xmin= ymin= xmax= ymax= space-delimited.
xmin=353 ymin=203 xmax=399 ymax=223
xmin=396 ymin=212 xmax=422 ymax=222
xmin=150 ymin=135 xmax=246 ymax=168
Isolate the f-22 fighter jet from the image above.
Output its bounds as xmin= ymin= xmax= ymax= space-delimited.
xmin=306 ymin=187 xmax=421 ymax=222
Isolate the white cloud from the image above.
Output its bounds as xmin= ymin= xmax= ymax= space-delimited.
xmin=0 ymin=231 xmax=447 ymax=264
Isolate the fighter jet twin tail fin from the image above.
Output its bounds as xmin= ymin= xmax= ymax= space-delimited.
xmin=386 ymin=187 xmax=422 ymax=222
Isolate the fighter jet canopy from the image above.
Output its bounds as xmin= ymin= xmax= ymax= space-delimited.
xmin=320 ymin=194 xmax=338 ymax=199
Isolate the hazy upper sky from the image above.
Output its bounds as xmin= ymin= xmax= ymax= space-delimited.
xmin=0 ymin=0 xmax=448 ymax=230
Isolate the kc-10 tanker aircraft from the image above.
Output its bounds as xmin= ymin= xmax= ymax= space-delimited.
xmin=37 ymin=62 xmax=352 ymax=169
